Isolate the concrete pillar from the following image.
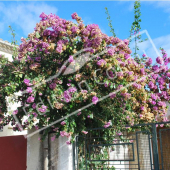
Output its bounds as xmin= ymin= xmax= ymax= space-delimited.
xmin=27 ymin=128 xmax=44 ymax=170
xmin=27 ymin=130 xmax=73 ymax=170
xmin=49 ymin=134 xmax=73 ymax=170
xmin=43 ymin=136 xmax=49 ymax=170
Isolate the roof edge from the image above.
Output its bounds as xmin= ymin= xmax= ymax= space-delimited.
xmin=0 ymin=38 xmax=14 ymax=55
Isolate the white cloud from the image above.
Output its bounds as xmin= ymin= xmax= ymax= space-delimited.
xmin=149 ymin=1 xmax=170 ymax=18
xmin=130 ymin=33 xmax=170 ymax=64
xmin=153 ymin=34 xmax=170 ymax=56
xmin=116 ymin=1 xmax=134 ymax=12
xmin=154 ymin=1 xmax=170 ymax=12
xmin=0 ymin=2 xmax=58 ymax=36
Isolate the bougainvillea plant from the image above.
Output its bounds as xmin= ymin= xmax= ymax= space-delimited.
xmin=0 ymin=12 xmax=170 ymax=145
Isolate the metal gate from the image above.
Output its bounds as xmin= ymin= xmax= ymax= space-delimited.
xmin=73 ymin=122 xmax=170 ymax=170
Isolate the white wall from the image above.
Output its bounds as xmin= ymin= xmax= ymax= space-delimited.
xmin=0 ymin=50 xmax=13 ymax=61
xmin=49 ymin=134 xmax=73 ymax=170
xmin=27 ymin=128 xmax=43 ymax=170
xmin=26 ymin=131 xmax=73 ymax=170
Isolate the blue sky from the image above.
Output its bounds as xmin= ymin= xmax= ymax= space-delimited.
xmin=0 ymin=1 xmax=170 ymax=60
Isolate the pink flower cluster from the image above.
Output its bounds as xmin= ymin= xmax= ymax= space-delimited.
xmin=104 ymin=121 xmax=111 ymax=128
xmin=60 ymin=131 xmax=70 ymax=137
xmin=92 ymin=96 xmax=99 ymax=105
xmin=97 ymin=59 xmax=107 ymax=67
xmin=63 ymin=87 xmax=77 ymax=103
xmin=38 ymin=105 xmax=47 ymax=113
xmin=27 ymin=96 xmax=34 ymax=103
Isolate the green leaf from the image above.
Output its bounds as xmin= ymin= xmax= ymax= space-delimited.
xmin=19 ymin=74 xmax=23 ymax=78
xmin=110 ymin=83 xmax=114 ymax=89
xmin=36 ymin=32 xmax=41 ymax=38
xmin=90 ymin=114 xmax=93 ymax=119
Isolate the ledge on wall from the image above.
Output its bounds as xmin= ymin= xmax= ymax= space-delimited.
xmin=0 ymin=38 xmax=15 ymax=54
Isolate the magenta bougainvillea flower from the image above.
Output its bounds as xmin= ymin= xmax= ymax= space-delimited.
xmin=26 ymin=87 xmax=33 ymax=93
xmin=61 ymin=121 xmax=66 ymax=126
xmin=104 ymin=121 xmax=111 ymax=128
xmin=38 ymin=105 xmax=47 ymax=113
xmin=156 ymin=56 xmax=163 ymax=65
xmin=92 ymin=96 xmax=99 ymax=105
xmin=12 ymin=110 xmax=18 ymax=115
xmin=24 ymin=79 xmax=32 ymax=86
xmin=27 ymin=96 xmax=35 ymax=103
xmin=97 ymin=59 xmax=107 ymax=67
xmin=82 ymin=131 xmax=88 ymax=134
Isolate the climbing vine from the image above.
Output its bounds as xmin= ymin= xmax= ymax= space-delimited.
xmin=129 ymin=0 xmax=142 ymax=57
xmin=105 ymin=7 xmax=116 ymax=37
